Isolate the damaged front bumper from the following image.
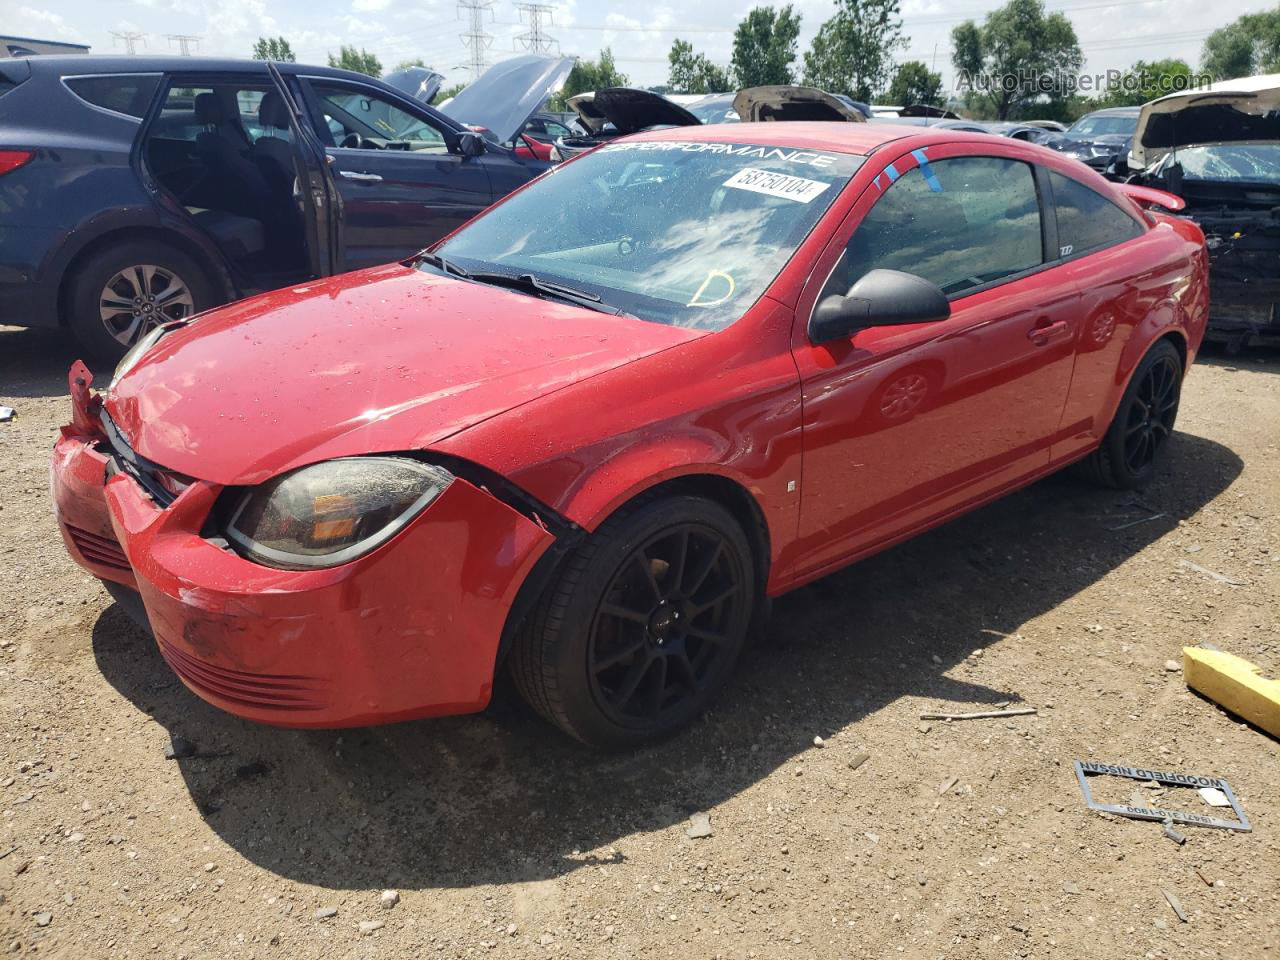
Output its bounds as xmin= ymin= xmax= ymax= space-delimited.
xmin=50 ymin=371 xmax=556 ymax=728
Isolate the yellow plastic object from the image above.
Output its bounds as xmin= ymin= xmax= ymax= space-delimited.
xmin=1184 ymin=647 xmax=1280 ymax=738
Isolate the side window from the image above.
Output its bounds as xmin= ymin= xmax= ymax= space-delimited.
xmin=822 ymin=156 xmax=1043 ymax=300
xmin=309 ymin=83 xmax=448 ymax=154
xmin=65 ymin=74 xmax=160 ymax=119
xmin=1050 ymin=171 xmax=1144 ymax=257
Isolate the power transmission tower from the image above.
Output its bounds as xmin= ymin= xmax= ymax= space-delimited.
xmin=167 ymin=34 xmax=201 ymax=56
xmin=514 ymin=3 xmax=558 ymax=54
xmin=457 ymin=0 xmax=495 ymax=78
xmin=110 ymin=31 xmax=147 ymax=55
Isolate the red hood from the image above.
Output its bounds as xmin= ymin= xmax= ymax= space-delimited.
xmin=105 ymin=264 xmax=699 ymax=485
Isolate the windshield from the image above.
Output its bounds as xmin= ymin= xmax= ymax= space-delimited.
xmin=1162 ymin=144 xmax=1280 ymax=183
xmin=1068 ymin=114 xmax=1137 ymax=137
xmin=436 ymin=140 xmax=863 ymax=331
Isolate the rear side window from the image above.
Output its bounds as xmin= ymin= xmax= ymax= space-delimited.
xmin=824 ymin=155 xmax=1044 ymax=298
xmin=65 ymin=74 xmax=160 ymax=119
xmin=1050 ymin=171 xmax=1143 ymax=258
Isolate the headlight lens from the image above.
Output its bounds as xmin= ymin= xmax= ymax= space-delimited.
xmin=110 ymin=325 xmax=169 ymax=389
xmin=224 ymin=457 xmax=453 ymax=569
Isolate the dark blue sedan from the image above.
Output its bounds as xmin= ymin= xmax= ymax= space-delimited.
xmin=0 ymin=54 xmax=568 ymax=357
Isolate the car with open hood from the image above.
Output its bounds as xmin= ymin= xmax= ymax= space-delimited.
xmin=552 ymin=87 xmax=701 ymax=161
xmin=732 ymin=86 xmax=866 ymax=123
xmin=0 ymin=54 xmax=558 ymax=360
xmin=51 ymin=122 xmax=1207 ymax=748
xmin=1125 ymin=74 xmax=1280 ymax=348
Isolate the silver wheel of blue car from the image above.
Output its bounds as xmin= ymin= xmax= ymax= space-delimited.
xmin=99 ymin=264 xmax=195 ymax=347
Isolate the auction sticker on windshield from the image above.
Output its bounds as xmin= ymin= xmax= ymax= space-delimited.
xmin=723 ymin=167 xmax=832 ymax=203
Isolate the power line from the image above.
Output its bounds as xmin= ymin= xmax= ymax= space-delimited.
xmin=514 ymin=2 xmax=559 ymax=54
xmin=457 ymin=0 xmax=496 ymax=77
xmin=167 ymin=34 xmax=201 ymax=56
xmin=110 ymin=31 xmax=147 ymax=55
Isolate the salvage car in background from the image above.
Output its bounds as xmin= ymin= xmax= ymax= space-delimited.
xmin=52 ymin=123 xmax=1207 ymax=748
xmin=1126 ymin=74 xmax=1280 ymax=349
xmin=1044 ymin=106 xmax=1140 ymax=171
xmin=0 ymin=54 xmax=560 ymax=358
xmin=553 ymin=88 xmax=701 ymax=160
xmin=732 ymin=86 xmax=866 ymax=123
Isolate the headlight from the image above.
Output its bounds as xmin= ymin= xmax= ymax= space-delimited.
xmin=110 ymin=325 xmax=169 ymax=389
xmin=224 ymin=457 xmax=453 ymax=569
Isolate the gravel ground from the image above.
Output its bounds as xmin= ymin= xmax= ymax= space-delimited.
xmin=1 ymin=324 xmax=1277 ymax=960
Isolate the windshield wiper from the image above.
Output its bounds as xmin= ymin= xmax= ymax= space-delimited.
xmin=466 ymin=271 xmax=628 ymax=316
xmin=413 ymin=251 xmax=472 ymax=280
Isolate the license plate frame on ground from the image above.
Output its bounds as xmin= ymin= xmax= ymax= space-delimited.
xmin=1074 ymin=760 xmax=1251 ymax=831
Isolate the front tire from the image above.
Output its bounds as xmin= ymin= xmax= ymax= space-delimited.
xmin=510 ymin=496 xmax=756 ymax=749
xmin=66 ymin=240 xmax=218 ymax=362
xmin=1078 ymin=339 xmax=1183 ymax=489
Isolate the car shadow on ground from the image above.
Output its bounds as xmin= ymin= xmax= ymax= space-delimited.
xmin=1195 ymin=341 xmax=1280 ymax=374
xmin=90 ymin=430 xmax=1242 ymax=891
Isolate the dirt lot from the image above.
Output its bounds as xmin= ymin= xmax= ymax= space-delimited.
xmin=0 ymin=324 xmax=1277 ymax=960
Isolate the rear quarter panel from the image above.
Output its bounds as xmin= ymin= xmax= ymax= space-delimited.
xmin=1049 ymin=210 xmax=1207 ymax=466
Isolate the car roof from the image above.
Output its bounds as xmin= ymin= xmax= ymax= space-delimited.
xmin=623 ymin=120 xmax=952 ymax=155
xmin=23 ymin=54 xmax=379 ymax=85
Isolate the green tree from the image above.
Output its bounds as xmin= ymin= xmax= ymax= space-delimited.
xmin=558 ymin=48 xmax=629 ymax=103
xmin=251 ymin=36 xmax=295 ymax=62
xmin=328 ymin=45 xmax=383 ymax=77
xmin=951 ymin=0 xmax=1082 ymax=119
xmin=731 ymin=5 xmax=803 ymax=88
xmin=801 ymin=0 xmax=905 ymax=103
xmin=393 ymin=57 xmax=427 ymax=72
xmin=1202 ymin=8 xmax=1280 ymax=79
xmin=667 ymin=39 xmax=733 ymax=94
xmin=884 ymin=60 xmax=943 ymax=107
xmin=437 ymin=82 xmax=466 ymax=103
xmin=1091 ymin=58 xmax=1195 ymax=108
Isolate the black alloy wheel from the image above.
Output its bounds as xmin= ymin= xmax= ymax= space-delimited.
xmin=1076 ymin=339 xmax=1183 ymax=489
xmin=1121 ymin=350 xmax=1180 ymax=474
xmin=588 ymin=522 xmax=743 ymax=728
xmin=510 ymin=496 xmax=756 ymax=749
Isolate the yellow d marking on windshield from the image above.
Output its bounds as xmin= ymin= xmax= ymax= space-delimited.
xmin=687 ymin=271 xmax=736 ymax=308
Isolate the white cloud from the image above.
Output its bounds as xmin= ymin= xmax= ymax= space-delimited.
xmin=351 ymin=0 xmax=392 ymax=11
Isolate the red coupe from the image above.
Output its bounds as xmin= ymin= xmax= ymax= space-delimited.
xmin=51 ymin=123 xmax=1207 ymax=748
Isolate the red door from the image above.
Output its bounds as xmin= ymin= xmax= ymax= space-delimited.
xmin=781 ymin=144 xmax=1080 ymax=588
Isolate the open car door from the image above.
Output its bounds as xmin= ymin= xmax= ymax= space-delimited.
xmin=265 ymin=61 xmax=343 ymax=278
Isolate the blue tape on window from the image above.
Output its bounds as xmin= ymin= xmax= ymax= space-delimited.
xmin=912 ymin=149 xmax=943 ymax=192
xmin=884 ymin=163 xmax=900 ymax=183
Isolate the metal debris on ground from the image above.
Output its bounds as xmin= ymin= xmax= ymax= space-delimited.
xmin=1178 ymin=559 xmax=1246 ymax=586
xmin=1108 ymin=511 xmax=1166 ymax=531
xmin=1074 ymin=760 xmax=1251 ymax=832
xmin=1161 ymin=888 xmax=1189 ymax=923
xmin=920 ymin=708 xmax=1037 ymax=721
xmin=1162 ymin=819 xmax=1187 ymax=845
xmin=0 ymin=406 xmax=14 ymax=422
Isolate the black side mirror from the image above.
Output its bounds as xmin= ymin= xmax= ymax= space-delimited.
xmin=455 ymin=131 xmax=486 ymax=157
xmin=809 ymin=269 xmax=950 ymax=345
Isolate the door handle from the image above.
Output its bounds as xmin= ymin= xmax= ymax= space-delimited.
xmin=1027 ymin=319 xmax=1069 ymax=345
xmin=339 ymin=170 xmax=383 ymax=183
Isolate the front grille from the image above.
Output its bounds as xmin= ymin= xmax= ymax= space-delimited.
xmin=157 ymin=637 xmax=329 ymax=712
xmin=67 ymin=525 xmax=130 ymax=571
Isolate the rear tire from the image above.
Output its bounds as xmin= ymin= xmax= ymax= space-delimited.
xmin=510 ymin=495 xmax=755 ymax=749
xmin=66 ymin=240 xmax=218 ymax=362
xmin=1077 ymin=339 xmax=1183 ymax=489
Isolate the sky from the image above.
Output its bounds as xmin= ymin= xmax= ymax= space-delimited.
xmin=4 ymin=0 xmax=1272 ymax=94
